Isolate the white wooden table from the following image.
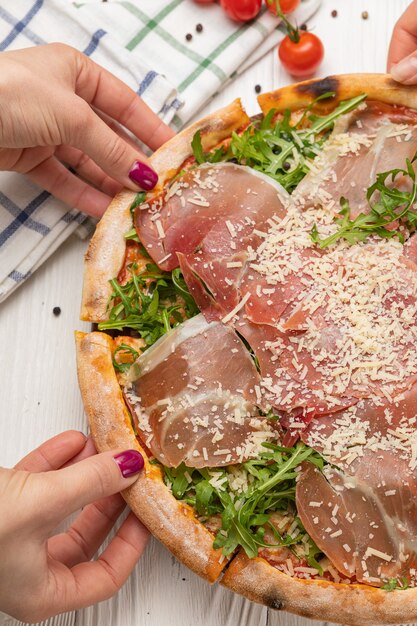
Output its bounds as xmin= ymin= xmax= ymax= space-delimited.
xmin=0 ymin=1 xmax=413 ymax=625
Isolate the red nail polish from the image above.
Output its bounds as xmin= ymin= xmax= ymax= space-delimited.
xmin=128 ymin=161 xmax=158 ymax=191
xmin=114 ymin=449 xmax=144 ymax=478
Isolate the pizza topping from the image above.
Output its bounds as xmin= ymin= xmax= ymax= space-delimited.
xmin=295 ymin=387 xmax=417 ymax=586
xmin=136 ymin=163 xmax=288 ymax=319
xmin=109 ymin=96 xmax=417 ymax=589
xmin=245 ymin=173 xmax=417 ymax=423
xmin=190 ymin=94 xmax=366 ymax=192
xmin=162 ymin=440 xmax=324 ymax=560
xmin=295 ymin=102 xmax=417 ymax=220
xmin=124 ymin=314 xmax=277 ymax=468
xmin=311 ymin=155 xmax=417 ymax=248
xmin=296 ymin=456 xmax=417 ymax=587
xmin=302 ymin=387 xmax=417 ymax=469
xmin=135 ymin=114 xmax=417 ymax=422
xmin=136 ymin=162 xmax=288 ymax=273
xmin=98 ymin=261 xmax=199 ymax=343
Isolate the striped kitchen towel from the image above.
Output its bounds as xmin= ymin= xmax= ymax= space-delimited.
xmin=77 ymin=0 xmax=322 ymax=128
xmin=0 ymin=0 xmax=321 ymax=303
xmin=0 ymin=0 xmax=178 ymax=302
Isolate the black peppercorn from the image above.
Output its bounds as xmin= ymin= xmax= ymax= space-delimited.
xmin=331 ymin=9 xmax=337 ymax=17
xmin=186 ymin=33 xmax=192 ymax=42
xmin=196 ymin=23 xmax=203 ymax=33
xmin=300 ymin=23 xmax=307 ymax=31
xmin=53 ymin=306 xmax=61 ymax=317
xmin=255 ymin=84 xmax=261 ymax=94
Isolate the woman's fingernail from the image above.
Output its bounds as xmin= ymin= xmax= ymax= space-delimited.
xmin=114 ymin=449 xmax=144 ymax=478
xmin=128 ymin=161 xmax=158 ymax=191
xmin=391 ymin=56 xmax=417 ymax=82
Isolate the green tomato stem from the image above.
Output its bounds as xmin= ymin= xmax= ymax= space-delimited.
xmin=271 ymin=0 xmax=300 ymax=43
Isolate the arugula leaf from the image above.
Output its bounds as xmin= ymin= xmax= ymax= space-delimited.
xmin=162 ymin=442 xmax=325 ymax=560
xmin=124 ymin=227 xmax=140 ymax=242
xmin=125 ymin=192 xmax=148 ymax=241
xmin=191 ymin=94 xmax=367 ymax=194
xmin=195 ymin=480 xmax=218 ymax=516
xmin=304 ymin=537 xmax=324 ymax=575
xmin=382 ymin=577 xmax=409 ymax=591
xmin=311 ymin=154 xmax=417 ymax=248
xmin=98 ymin=264 xmax=198 ymax=346
xmin=112 ymin=343 xmax=140 ymax=373
xmin=129 ymin=191 xmax=147 ymax=219
xmin=171 ymin=268 xmax=199 ymax=317
xmin=304 ymin=94 xmax=367 ymax=137
xmin=164 ymin=464 xmax=192 ymax=499
xmin=191 ymin=130 xmax=205 ymax=165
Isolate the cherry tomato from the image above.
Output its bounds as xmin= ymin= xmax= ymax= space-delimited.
xmin=278 ymin=32 xmax=324 ymax=77
xmin=220 ymin=0 xmax=262 ymax=22
xmin=265 ymin=0 xmax=300 ymax=15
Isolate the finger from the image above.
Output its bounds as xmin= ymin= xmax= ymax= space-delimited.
xmin=48 ymin=493 xmax=126 ymax=567
xmin=388 ymin=2 xmax=417 ymax=73
xmin=388 ymin=27 xmax=417 ymax=70
xmin=26 ymin=154 xmax=113 ymax=217
xmin=62 ymin=436 xmax=97 ymax=468
xmin=390 ymin=51 xmax=417 ymax=84
xmin=69 ymin=99 xmax=159 ymax=193
xmin=15 ymin=431 xmax=87 ymax=472
xmin=56 ymin=145 xmax=124 ymax=197
xmin=74 ymin=53 xmax=175 ymax=151
xmin=54 ymin=512 xmax=149 ymax=611
xmin=10 ymin=146 xmax=115 ymax=212
xmin=93 ymin=108 xmax=150 ymax=153
xmin=0 ymin=145 xmax=54 ymax=173
xmin=39 ymin=449 xmax=144 ymax=524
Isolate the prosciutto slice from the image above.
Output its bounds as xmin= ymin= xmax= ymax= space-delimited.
xmin=296 ymin=385 xmax=417 ymax=586
xmin=295 ymin=101 xmax=417 ymax=219
xmin=136 ymin=163 xmax=288 ymax=317
xmin=235 ymin=317 xmax=357 ymax=427
xmin=297 ymin=457 xmax=417 ymax=586
xmin=124 ymin=315 xmax=276 ymax=468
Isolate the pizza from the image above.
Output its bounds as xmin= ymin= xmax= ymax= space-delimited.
xmin=76 ymin=74 xmax=417 ymax=625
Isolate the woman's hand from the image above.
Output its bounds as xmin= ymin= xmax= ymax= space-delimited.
xmin=0 ymin=431 xmax=148 ymax=623
xmin=0 ymin=43 xmax=175 ymax=217
xmin=388 ymin=1 xmax=417 ymax=84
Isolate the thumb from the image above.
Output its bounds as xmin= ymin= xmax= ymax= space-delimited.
xmin=41 ymin=449 xmax=144 ymax=524
xmin=390 ymin=53 xmax=417 ymax=84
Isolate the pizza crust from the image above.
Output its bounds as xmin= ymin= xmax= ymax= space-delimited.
xmin=80 ymin=190 xmax=135 ymax=322
xmin=77 ymin=75 xmax=417 ymax=621
xmin=76 ymin=321 xmax=417 ymax=621
xmin=221 ymin=552 xmax=417 ymax=625
xmin=150 ymin=97 xmax=250 ymax=190
xmin=75 ymin=330 xmax=227 ymax=583
xmin=80 ymin=98 xmax=250 ymax=322
xmin=258 ymin=73 xmax=417 ymax=114
xmin=76 ymin=333 xmax=417 ymax=623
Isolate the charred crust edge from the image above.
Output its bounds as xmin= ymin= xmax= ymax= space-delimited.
xmin=265 ymin=596 xmax=284 ymax=610
xmin=296 ymin=76 xmax=340 ymax=98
